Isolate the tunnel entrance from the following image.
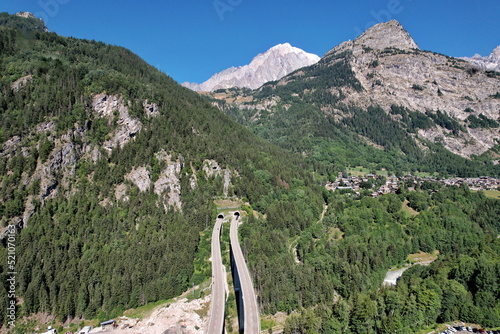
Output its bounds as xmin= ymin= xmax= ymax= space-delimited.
xmin=217 ymin=214 xmax=224 ymax=219
xmin=234 ymin=211 xmax=240 ymax=219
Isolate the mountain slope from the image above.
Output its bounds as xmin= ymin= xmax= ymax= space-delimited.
xmin=329 ymin=22 xmax=500 ymax=159
xmin=0 ymin=13 xmax=323 ymax=325
xmin=216 ymin=20 xmax=500 ymax=176
xmin=182 ymin=43 xmax=320 ymax=91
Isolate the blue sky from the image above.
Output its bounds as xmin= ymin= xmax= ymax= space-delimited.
xmin=2 ymin=0 xmax=500 ymax=84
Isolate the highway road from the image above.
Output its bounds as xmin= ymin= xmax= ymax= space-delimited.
xmin=207 ymin=216 xmax=225 ymax=334
xmin=230 ymin=213 xmax=260 ymax=334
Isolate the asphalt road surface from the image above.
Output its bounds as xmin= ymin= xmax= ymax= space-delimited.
xmin=207 ymin=217 xmax=225 ymax=334
xmin=230 ymin=214 xmax=260 ymax=334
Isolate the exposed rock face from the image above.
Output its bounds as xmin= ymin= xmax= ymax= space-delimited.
xmin=220 ymin=21 xmax=500 ymax=160
xmin=16 ymin=11 xmax=35 ymax=19
xmin=11 ymin=75 xmax=33 ymax=92
xmin=189 ymin=164 xmax=198 ymax=190
xmin=202 ymin=160 xmax=233 ymax=197
xmin=334 ymin=21 xmax=500 ymax=157
xmin=125 ymin=166 xmax=151 ymax=192
xmin=22 ymin=196 xmax=35 ymax=227
xmin=92 ymin=94 xmax=142 ymax=152
xmin=0 ymin=93 xmax=166 ymax=227
xmin=85 ymin=146 xmax=102 ymax=163
xmin=11 ymin=125 xmax=80 ymax=226
xmin=203 ymin=159 xmax=223 ymax=177
xmin=182 ymin=43 xmax=320 ymax=91
xmin=115 ymin=183 xmax=129 ymax=202
xmin=154 ymin=151 xmax=183 ymax=212
xmin=118 ymin=151 xmax=185 ymax=211
xmin=1 ymin=136 xmax=22 ymax=157
xmin=0 ymin=121 xmax=78 ymax=227
xmin=461 ymin=45 xmax=500 ymax=72
xmin=31 ymin=130 xmax=78 ymax=202
xmin=143 ymin=100 xmax=160 ymax=118
xmin=36 ymin=121 xmax=56 ymax=134
xmin=357 ymin=20 xmax=418 ymax=51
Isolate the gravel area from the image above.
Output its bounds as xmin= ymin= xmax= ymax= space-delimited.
xmin=88 ymin=296 xmax=210 ymax=334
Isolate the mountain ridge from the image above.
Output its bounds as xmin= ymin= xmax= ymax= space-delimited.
xmin=182 ymin=43 xmax=320 ymax=91
xmin=461 ymin=45 xmax=500 ymax=72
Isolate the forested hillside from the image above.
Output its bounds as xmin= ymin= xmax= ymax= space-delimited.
xmin=0 ymin=12 xmax=324 ymax=326
xmin=241 ymin=185 xmax=500 ymax=333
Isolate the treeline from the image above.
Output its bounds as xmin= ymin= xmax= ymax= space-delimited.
xmin=240 ymin=186 xmax=500 ymax=333
xmin=389 ymin=105 xmax=434 ymax=132
xmin=425 ymin=110 xmax=465 ymax=135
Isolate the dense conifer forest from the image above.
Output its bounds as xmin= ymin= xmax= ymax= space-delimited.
xmin=241 ymin=185 xmax=500 ymax=332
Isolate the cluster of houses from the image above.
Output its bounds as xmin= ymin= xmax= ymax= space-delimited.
xmin=326 ymin=172 xmax=500 ymax=197
xmin=440 ymin=177 xmax=500 ymax=190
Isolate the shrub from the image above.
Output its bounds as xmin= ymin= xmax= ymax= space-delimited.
xmin=412 ymin=84 xmax=424 ymax=91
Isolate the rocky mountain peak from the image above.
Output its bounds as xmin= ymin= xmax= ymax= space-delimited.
xmin=461 ymin=45 xmax=500 ymax=72
xmin=12 ymin=11 xmax=49 ymax=32
xmin=16 ymin=11 xmax=36 ymax=19
xmin=182 ymin=43 xmax=320 ymax=91
xmin=490 ymin=45 xmax=500 ymax=62
xmin=269 ymin=42 xmax=294 ymax=51
xmin=265 ymin=42 xmax=311 ymax=56
xmin=248 ymin=42 xmax=319 ymax=70
xmin=355 ymin=20 xmax=419 ymax=50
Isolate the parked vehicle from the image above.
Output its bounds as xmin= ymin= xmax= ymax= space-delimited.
xmin=77 ymin=326 xmax=91 ymax=334
xmin=41 ymin=326 xmax=56 ymax=334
